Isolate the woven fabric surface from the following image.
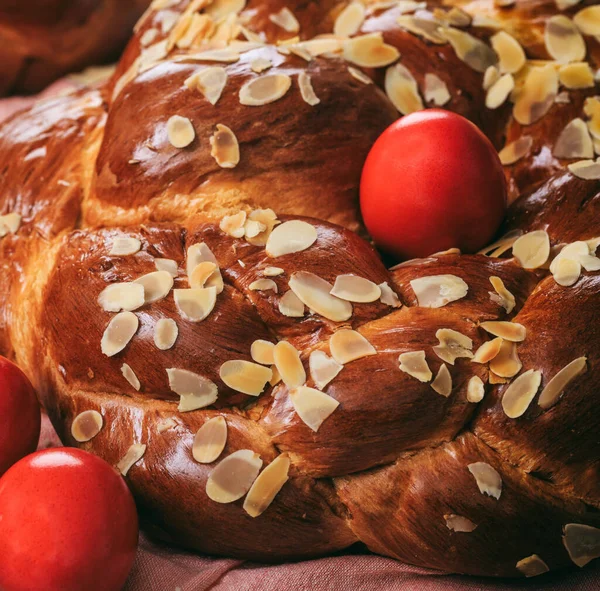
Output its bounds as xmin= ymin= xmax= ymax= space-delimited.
xmin=37 ymin=414 xmax=600 ymax=591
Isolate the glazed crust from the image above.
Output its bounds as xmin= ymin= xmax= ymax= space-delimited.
xmin=0 ymin=0 xmax=150 ymax=96
xmin=1 ymin=0 xmax=600 ymax=578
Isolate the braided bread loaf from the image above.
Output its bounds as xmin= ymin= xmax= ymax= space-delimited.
xmin=1 ymin=0 xmax=600 ymax=578
xmin=0 ymin=0 xmax=150 ymax=96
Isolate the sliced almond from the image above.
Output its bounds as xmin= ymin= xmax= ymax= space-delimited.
xmin=109 ymin=236 xmax=141 ymax=256
xmin=206 ymin=449 xmax=263 ymax=503
xmin=480 ymin=321 xmax=526 ymax=342
xmin=264 ymin=266 xmax=284 ymax=277
xmin=330 ymin=275 xmax=381 ymax=303
xmin=98 ymin=283 xmax=145 ymax=312
xmin=210 ymin=124 xmax=240 ymax=168
xmin=265 ymin=220 xmax=317 ymax=257
xmin=174 ymin=287 xmax=217 ymax=322
xmin=568 ymin=158 xmax=600 ymax=179
xmin=269 ymin=366 xmax=282 ymax=386
xmin=243 ymin=453 xmax=290 ymax=517
xmin=483 ymin=65 xmax=500 ymax=91
xmin=563 ymin=523 xmax=600 ymax=567
xmin=512 ymin=230 xmax=550 ymax=269
xmin=348 ymin=66 xmax=372 ymax=84
xmin=245 ymin=209 xmax=279 ymax=247
xmin=187 ymin=243 xmax=218 ymax=278
xmin=71 ymin=410 xmax=103 ymax=443
xmin=479 ymin=230 xmax=523 ymax=258
xmin=398 ymin=350 xmax=432 ymax=382
xmin=513 ymin=65 xmax=558 ymax=125
xmin=239 ymin=74 xmax=292 ymax=106
xmin=486 ymin=73 xmax=514 ymax=109
xmin=289 ymin=386 xmax=339 ymax=432
xmin=559 ymin=62 xmax=595 ymax=89
xmin=396 ymin=15 xmax=447 ymax=44
xmin=445 ymin=514 xmax=477 ymax=532
xmin=410 ymin=274 xmax=468 ymax=308
xmin=154 ymin=318 xmax=178 ymax=350
xmin=490 ymin=340 xmax=522 ymax=378
xmin=444 ymin=7 xmax=472 ymax=26
xmin=573 ymin=6 xmax=600 ymax=36
xmin=489 ymin=276 xmax=516 ymax=314
xmin=539 ymin=356 xmax=587 ymax=409
xmin=556 ymin=0 xmax=582 ymax=8
xmin=0 ymin=212 xmax=21 ymax=236
xmin=273 ymin=341 xmax=305 ymax=389
xmin=101 ymin=312 xmax=138 ymax=357
xmin=138 ymin=39 xmax=168 ymax=71
xmin=155 ymin=258 xmax=178 ymax=277
xmin=343 ymin=33 xmax=400 ymax=68
xmin=121 ymin=363 xmax=141 ymax=390
xmin=334 ymin=2 xmax=365 ymax=37
xmin=204 ymin=0 xmax=246 ymax=20
xmin=189 ymin=261 xmax=218 ymax=289
xmin=219 ymin=360 xmax=272 ymax=396
xmin=192 ymin=416 xmax=227 ymax=463
xmin=184 ymin=66 xmax=228 ymax=105
xmin=378 ymin=282 xmax=402 ymax=308
xmin=438 ymin=27 xmax=498 ymax=73
xmin=490 ymin=31 xmax=526 ymax=74
xmin=545 ymin=16 xmax=586 ymax=64
xmin=424 ymin=73 xmax=451 ymax=106
xmin=167 ymin=368 xmax=218 ymax=411
xmin=249 ymin=278 xmax=278 ymax=293
xmin=468 ymin=462 xmax=502 ymax=499
xmin=433 ymin=328 xmax=473 ymax=365
xmin=489 ymin=371 xmax=508 ymax=385
xmin=251 ymin=339 xmax=275 ymax=365
xmin=472 ymin=337 xmax=503 ymax=364
xmin=551 ymin=241 xmax=590 ymax=273
xmin=278 ymin=290 xmax=305 ymax=317
xmin=289 ymin=272 xmax=352 ymax=322
xmin=298 ymin=71 xmax=320 ymax=106
xmin=220 ymin=211 xmax=246 ymax=238
xmin=499 ymin=135 xmax=534 ymax=165
xmin=140 ymin=28 xmax=158 ymax=47
xmin=166 ymin=115 xmax=195 ymax=148
xmin=581 ymin=253 xmax=600 ymax=271
xmin=502 ymin=369 xmax=542 ymax=418
xmin=467 ymin=375 xmax=485 ymax=402
xmin=244 ymin=219 xmax=266 ymax=239
xmin=309 ymin=350 xmax=343 ymax=389
xmin=116 ymin=443 xmax=146 ymax=476
xmin=134 ymin=270 xmax=174 ymax=304
xmin=431 ymin=363 xmax=452 ymax=397
xmin=251 ymin=58 xmax=272 ymax=73
xmin=385 ymin=62 xmax=423 ymax=115
xmin=179 ymin=48 xmax=240 ymax=63
xmin=329 ymin=330 xmax=376 ymax=365
xmin=554 ymin=118 xmax=594 ymax=159
xmin=516 ymin=555 xmax=550 ymax=578
xmin=552 ymin=257 xmax=582 ymax=286
xmin=269 ymin=7 xmax=300 ymax=33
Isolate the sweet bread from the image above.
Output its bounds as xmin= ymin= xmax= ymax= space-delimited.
xmin=0 ymin=0 xmax=151 ymax=95
xmin=1 ymin=0 xmax=599 ymax=577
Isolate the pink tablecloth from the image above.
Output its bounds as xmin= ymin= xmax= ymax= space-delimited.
xmin=38 ymin=415 xmax=600 ymax=591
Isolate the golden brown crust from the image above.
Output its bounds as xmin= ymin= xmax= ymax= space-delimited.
xmin=336 ymin=432 xmax=600 ymax=576
xmin=0 ymin=0 xmax=150 ymax=96
xmin=90 ymin=47 xmax=397 ymax=231
xmin=474 ymin=273 xmax=600 ymax=506
xmin=1 ymin=0 xmax=600 ymax=578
